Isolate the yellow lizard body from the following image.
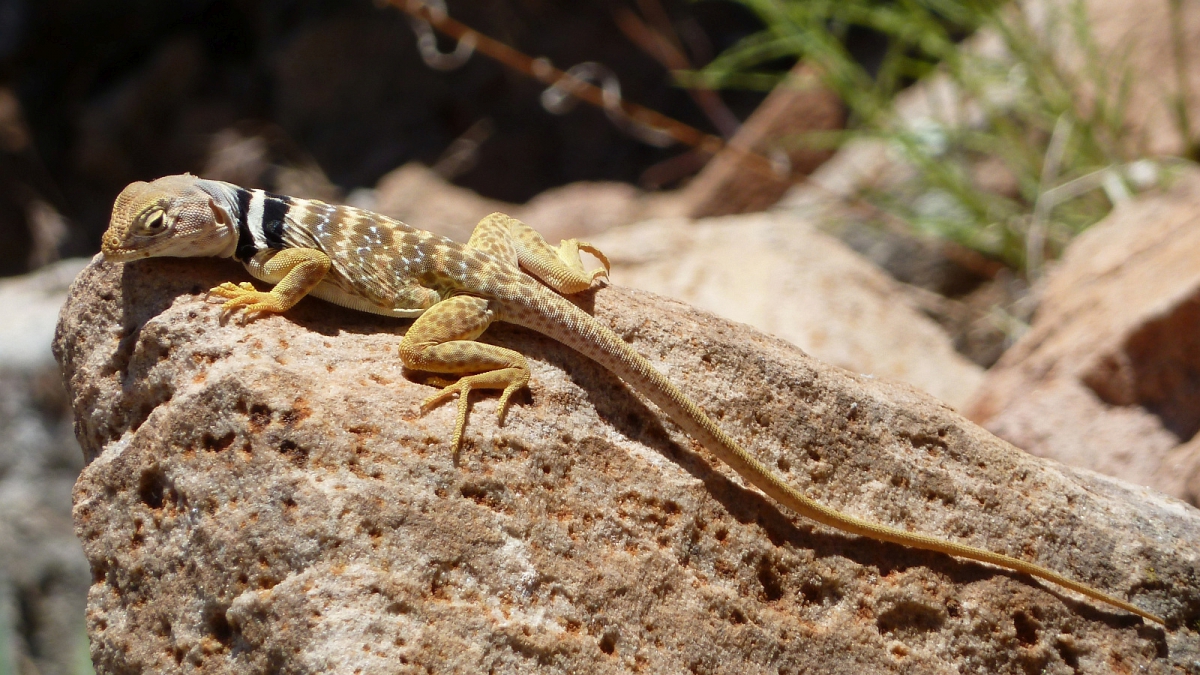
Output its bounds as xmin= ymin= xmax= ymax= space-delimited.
xmin=100 ymin=173 xmax=1165 ymax=625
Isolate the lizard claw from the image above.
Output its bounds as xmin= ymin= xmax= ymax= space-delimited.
xmin=589 ymin=267 xmax=610 ymax=288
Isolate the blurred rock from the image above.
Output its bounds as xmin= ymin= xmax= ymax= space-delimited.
xmin=1054 ymin=0 xmax=1200 ymax=158
xmin=769 ymin=78 xmax=1026 ymax=368
xmin=968 ymin=169 xmax=1200 ymax=503
xmin=592 ymin=212 xmax=985 ymax=410
xmin=514 ymin=181 xmax=684 ymax=244
xmin=771 ymin=0 xmax=1200 ymax=369
xmin=0 ymin=257 xmax=91 ymax=675
xmin=371 ymin=163 xmax=684 ymax=243
xmin=57 ymin=255 xmax=1198 ymax=674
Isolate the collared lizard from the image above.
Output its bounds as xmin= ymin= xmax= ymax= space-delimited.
xmin=99 ymin=173 xmax=1165 ymax=625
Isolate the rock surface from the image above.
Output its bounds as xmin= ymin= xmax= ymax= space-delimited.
xmin=591 ymin=212 xmax=985 ymax=410
xmin=0 ymin=258 xmax=92 ymax=675
xmin=968 ymin=170 xmax=1200 ymax=504
xmin=57 ymin=255 xmax=1200 ymax=674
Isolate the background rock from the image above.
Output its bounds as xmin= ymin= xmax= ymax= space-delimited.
xmin=367 ymin=163 xmax=686 ymax=244
xmin=0 ymin=258 xmax=92 ymax=675
xmin=591 ymin=212 xmax=985 ymax=410
xmin=1049 ymin=0 xmax=1200 ymax=158
xmin=57 ymin=256 xmax=1199 ymax=674
xmin=968 ymin=170 xmax=1200 ymax=504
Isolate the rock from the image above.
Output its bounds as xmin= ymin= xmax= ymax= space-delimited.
xmin=1053 ymin=0 xmax=1200 ymax=158
xmin=0 ymin=258 xmax=91 ymax=675
xmin=57 ymin=255 xmax=1199 ymax=674
xmin=371 ymin=163 xmax=684 ymax=243
xmin=968 ymin=170 xmax=1200 ymax=503
xmin=591 ymin=212 xmax=985 ymax=410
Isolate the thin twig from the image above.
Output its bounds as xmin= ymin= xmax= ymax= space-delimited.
xmin=390 ymin=0 xmax=789 ymax=181
xmin=611 ymin=7 xmax=741 ymax=138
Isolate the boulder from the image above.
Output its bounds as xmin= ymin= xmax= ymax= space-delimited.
xmin=591 ymin=212 xmax=985 ymax=410
xmin=1056 ymin=0 xmax=1200 ymax=158
xmin=968 ymin=170 xmax=1200 ymax=504
xmin=57 ymin=255 xmax=1199 ymax=673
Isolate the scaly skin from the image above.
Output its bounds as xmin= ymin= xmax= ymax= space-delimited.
xmin=100 ymin=173 xmax=1165 ymax=625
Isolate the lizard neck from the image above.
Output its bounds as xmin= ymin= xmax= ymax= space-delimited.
xmin=194 ymin=179 xmax=250 ymax=259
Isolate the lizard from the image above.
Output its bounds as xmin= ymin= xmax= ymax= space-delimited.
xmin=99 ymin=173 xmax=1165 ymax=625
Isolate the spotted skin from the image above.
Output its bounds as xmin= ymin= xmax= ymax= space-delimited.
xmin=97 ymin=174 xmax=1165 ymax=625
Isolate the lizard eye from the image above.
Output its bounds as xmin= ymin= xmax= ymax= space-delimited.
xmin=139 ymin=209 xmax=167 ymax=235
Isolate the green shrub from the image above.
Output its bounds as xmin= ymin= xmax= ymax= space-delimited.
xmin=689 ymin=0 xmax=1187 ymax=274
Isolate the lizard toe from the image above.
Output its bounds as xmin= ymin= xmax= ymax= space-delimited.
xmin=207 ymin=281 xmax=257 ymax=301
xmin=420 ymin=382 xmax=464 ymax=413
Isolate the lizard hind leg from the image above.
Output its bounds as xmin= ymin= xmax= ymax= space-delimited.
xmin=399 ymin=294 xmax=530 ymax=451
xmin=470 ymin=212 xmax=610 ymax=295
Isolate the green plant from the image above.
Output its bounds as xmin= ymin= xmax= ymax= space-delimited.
xmin=690 ymin=0 xmax=1158 ymax=274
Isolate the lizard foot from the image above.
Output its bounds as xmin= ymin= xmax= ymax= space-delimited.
xmin=207 ymin=282 xmax=286 ymax=324
xmin=419 ymin=368 xmax=530 ymax=451
xmin=575 ymin=241 xmax=611 ymax=287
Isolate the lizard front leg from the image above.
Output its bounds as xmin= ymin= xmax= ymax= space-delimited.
xmin=208 ymin=248 xmax=331 ymax=323
xmin=398 ymin=294 xmax=530 ymax=451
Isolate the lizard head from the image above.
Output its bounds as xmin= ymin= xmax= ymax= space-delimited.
xmin=101 ymin=174 xmax=241 ymax=262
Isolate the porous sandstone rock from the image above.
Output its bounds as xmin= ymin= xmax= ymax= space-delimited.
xmin=58 ymin=256 xmax=1200 ymax=674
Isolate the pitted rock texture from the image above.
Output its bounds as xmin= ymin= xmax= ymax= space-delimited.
xmin=57 ymin=256 xmax=1200 ymax=674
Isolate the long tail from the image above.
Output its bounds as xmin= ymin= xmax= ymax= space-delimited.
xmin=500 ymin=288 xmax=1164 ymax=625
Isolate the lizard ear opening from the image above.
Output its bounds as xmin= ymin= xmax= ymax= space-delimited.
xmin=210 ymin=198 xmax=233 ymax=229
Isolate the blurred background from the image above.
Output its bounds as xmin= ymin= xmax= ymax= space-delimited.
xmin=0 ymin=0 xmax=781 ymax=275
xmin=2 ymin=0 xmax=1199 ymax=672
